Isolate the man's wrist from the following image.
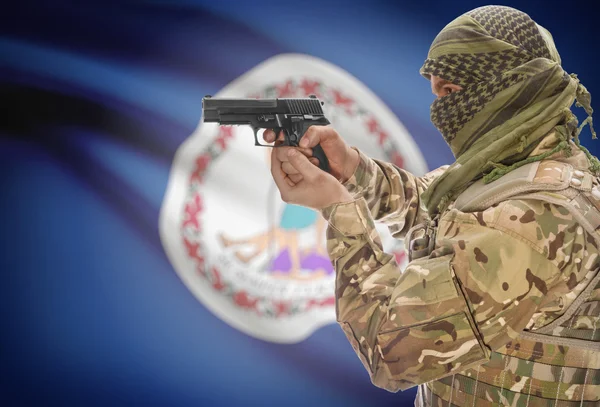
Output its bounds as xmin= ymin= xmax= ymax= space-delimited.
xmin=320 ymin=188 xmax=354 ymax=211
xmin=339 ymin=147 xmax=360 ymax=184
xmin=340 ymin=148 xmax=374 ymax=199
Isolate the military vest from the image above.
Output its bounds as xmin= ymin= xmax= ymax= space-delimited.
xmin=409 ymin=159 xmax=600 ymax=406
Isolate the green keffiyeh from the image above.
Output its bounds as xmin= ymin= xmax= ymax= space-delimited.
xmin=420 ymin=5 xmax=597 ymax=215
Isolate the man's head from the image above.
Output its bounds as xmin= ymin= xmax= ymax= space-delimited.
xmin=419 ymin=5 xmax=596 ymax=215
xmin=420 ymin=5 xmax=565 ymax=158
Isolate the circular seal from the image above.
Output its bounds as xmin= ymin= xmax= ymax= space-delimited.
xmin=160 ymin=54 xmax=428 ymax=343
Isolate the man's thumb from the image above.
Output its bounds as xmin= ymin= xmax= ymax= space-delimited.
xmin=287 ymin=149 xmax=319 ymax=179
xmin=299 ymin=127 xmax=323 ymax=148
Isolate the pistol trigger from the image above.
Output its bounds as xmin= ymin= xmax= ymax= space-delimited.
xmin=281 ymin=128 xmax=292 ymax=147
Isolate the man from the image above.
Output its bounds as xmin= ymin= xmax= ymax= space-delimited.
xmin=265 ymin=5 xmax=599 ymax=407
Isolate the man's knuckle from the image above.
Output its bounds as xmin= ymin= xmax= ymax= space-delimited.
xmin=314 ymin=173 xmax=326 ymax=183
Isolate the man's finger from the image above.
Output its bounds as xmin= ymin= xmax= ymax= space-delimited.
xmin=263 ymin=129 xmax=276 ymax=143
xmin=287 ymin=149 xmax=320 ymax=181
xmin=270 ymin=146 xmax=290 ymax=191
xmin=264 ymin=130 xmax=287 ymax=144
xmin=289 ymin=174 xmax=303 ymax=184
xmin=282 ymin=162 xmax=300 ymax=175
xmin=275 ymin=146 xmax=313 ymax=163
xmin=282 ymin=161 xmax=318 ymax=181
xmin=299 ymin=126 xmax=320 ymax=148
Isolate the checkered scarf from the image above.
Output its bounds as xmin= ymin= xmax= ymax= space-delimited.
xmin=420 ymin=5 xmax=596 ymax=215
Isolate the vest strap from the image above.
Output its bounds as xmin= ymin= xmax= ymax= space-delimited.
xmin=454 ymin=161 xmax=572 ymax=213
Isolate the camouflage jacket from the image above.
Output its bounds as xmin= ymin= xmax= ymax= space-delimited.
xmin=321 ymin=138 xmax=600 ymax=403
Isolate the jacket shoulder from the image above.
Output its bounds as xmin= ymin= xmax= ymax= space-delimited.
xmin=443 ymin=197 xmax=582 ymax=267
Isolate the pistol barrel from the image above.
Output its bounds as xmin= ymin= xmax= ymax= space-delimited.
xmin=202 ymin=98 xmax=279 ymax=118
xmin=203 ymin=98 xmax=278 ymax=109
xmin=202 ymin=96 xmax=325 ymax=120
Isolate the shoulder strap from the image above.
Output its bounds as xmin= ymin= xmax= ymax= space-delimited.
xmin=453 ymin=160 xmax=595 ymax=213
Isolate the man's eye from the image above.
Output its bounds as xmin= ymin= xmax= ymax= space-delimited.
xmin=445 ymin=87 xmax=453 ymax=95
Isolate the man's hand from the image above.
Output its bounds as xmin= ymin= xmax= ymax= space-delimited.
xmin=263 ymin=126 xmax=359 ymax=184
xmin=271 ymin=148 xmax=354 ymax=210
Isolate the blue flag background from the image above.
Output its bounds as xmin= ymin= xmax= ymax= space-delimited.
xmin=2 ymin=1 xmax=599 ymax=406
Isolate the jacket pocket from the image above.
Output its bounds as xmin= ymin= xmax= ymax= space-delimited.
xmin=374 ymin=254 xmax=489 ymax=389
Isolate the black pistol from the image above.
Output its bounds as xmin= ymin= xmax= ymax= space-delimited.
xmin=202 ymin=95 xmax=331 ymax=172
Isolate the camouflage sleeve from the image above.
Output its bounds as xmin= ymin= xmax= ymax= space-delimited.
xmin=321 ymin=197 xmax=579 ymax=392
xmin=342 ymin=147 xmax=448 ymax=237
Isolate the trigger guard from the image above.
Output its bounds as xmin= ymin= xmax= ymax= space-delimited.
xmin=251 ymin=126 xmax=261 ymax=146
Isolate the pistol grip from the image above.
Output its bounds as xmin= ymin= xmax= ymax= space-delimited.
xmin=292 ymin=121 xmax=331 ymax=174
xmin=312 ymin=144 xmax=330 ymax=173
